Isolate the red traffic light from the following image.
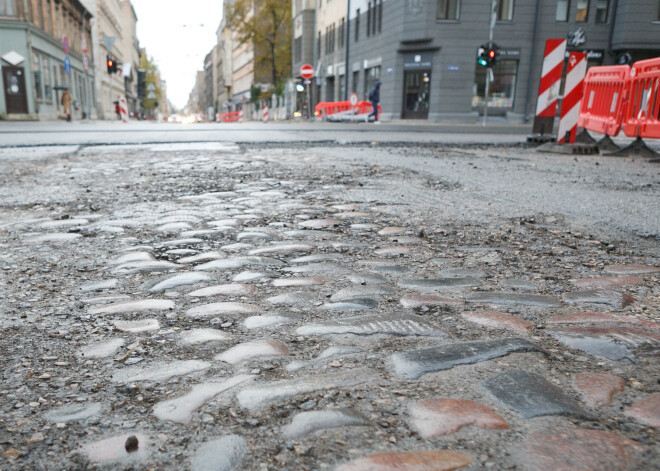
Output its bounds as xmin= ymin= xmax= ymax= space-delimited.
xmin=107 ymin=59 xmax=113 ymax=67
xmin=488 ymin=50 xmax=496 ymax=59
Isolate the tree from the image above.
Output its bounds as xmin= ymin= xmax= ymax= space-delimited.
xmin=139 ymin=52 xmax=161 ymax=112
xmin=227 ymin=0 xmax=292 ymax=96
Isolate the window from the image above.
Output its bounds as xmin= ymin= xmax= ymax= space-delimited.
xmin=32 ymin=52 xmax=42 ymax=101
xmin=556 ymin=0 xmax=570 ymax=21
xmin=472 ymin=59 xmax=518 ymax=109
xmin=0 ymin=0 xmax=16 ymax=16
xmin=352 ymin=71 xmax=359 ymax=94
xmin=338 ymin=74 xmax=345 ymax=101
xmin=294 ymin=36 xmax=302 ymax=63
xmin=363 ymin=66 xmax=380 ymax=100
xmin=355 ymin=8 xmax=360 ymax=41
xmin=437 ymin=0 xmax=460 ymax=20
xmin=497 ymin=0 xmax=514 ymax=20
xmin=339 ymin=18 xmax=345 ymax=49
xmin=41 ymin=54 xmax=52 ymax=101
xmin=317 ymin=31 xmax=321 ymax=57
xmin=595 ymin=0 xmax=608 ymax=22
xmin=377 ymin=0 xmax=382 ymax=32
xmin=576 ymin=0 xmax=589 ymax=21
xmin=367 ymin=2 xmax=371 ymax=36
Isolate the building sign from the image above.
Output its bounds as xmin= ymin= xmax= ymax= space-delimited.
xmin=497 ymin=48 xmax=521 ymax=59
xmin=567 ymin=28 xmax=586 ymax=47
xmin=564 ymin=49 xmax=604 ymax=61
xmin=403 ymin=52 xmax=432 ymax=70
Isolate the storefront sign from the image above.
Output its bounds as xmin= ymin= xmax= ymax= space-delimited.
xmin=403 ymin=52 xmax=432 ymax=70
xmin=567 ymin=28 xmax=586 ymax=47
xmin=497 ymin=48 xmax=521 ymax=59
xmin=564 ymin=49 xmax=604 ymax=61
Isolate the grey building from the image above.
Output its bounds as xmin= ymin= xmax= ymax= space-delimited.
xmin=314 ymin=0 xmax=660 ymax=122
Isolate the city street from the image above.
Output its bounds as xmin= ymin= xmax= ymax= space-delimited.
xmin=0 ymin=124 xmax=658 ymax=470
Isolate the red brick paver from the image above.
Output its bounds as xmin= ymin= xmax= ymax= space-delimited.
xmin=410 ymin=398 xmax=508 ymax=437
xmin=624 ymin=393 xmax=660 ymax=428
xmin=572 ymin=373 xmax=624 ymax=408
xmin=514 ymin=426 xmax=642 ymax=471
xmin=335 ymin=450 xmax=473 ymax=471
xmin=461 ymin=310 xmax=533 ymax=334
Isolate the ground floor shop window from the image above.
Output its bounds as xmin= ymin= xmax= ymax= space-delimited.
xmin=326 ymin=77 xmax=335 ymax=102
xmin=338 ymin=75 xmax=345 ymax=101
xmin=363 ymin=66 xmax=380 ymax=100
xmin=472 ymin=60 xmax=518 ymax=109
xmin=31 ymin=51 xmax=52 ymax=102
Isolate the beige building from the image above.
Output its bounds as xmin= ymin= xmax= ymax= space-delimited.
xmin=81 ymin=0 xmax=127 ymax=119
xmin=119 ymin=0 xmax=139 ymax=116
xmin=216 ymin=18 xmax=232 ymax=109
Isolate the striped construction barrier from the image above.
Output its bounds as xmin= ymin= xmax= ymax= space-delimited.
xmin=558 ymin=52 xmax=587 ymax=143
xmin=222 ymin=111 xmax=242 ymax=122
xmin=532 ymin=39 xmax=567 ymax=137
xmin=119 ymin=96 xmax=128 ymax=123
xmin=262 ymin=105 xmax=268 ymax=122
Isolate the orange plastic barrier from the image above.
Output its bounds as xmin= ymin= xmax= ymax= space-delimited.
xmin=577 ymin=65 xmax=630 ymax=136
xmin=622 ymin=57 xmax=660 ymax=139
xmin=315 ymin=100 xmax=381 ymax=120
xmin=222 ymin=111 xmax=242 ymax=122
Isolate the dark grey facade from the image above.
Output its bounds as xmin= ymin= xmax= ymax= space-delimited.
xmin=314 ymin=0 xmax=660 ymax=122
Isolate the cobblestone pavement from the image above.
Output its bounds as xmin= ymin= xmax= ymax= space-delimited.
xmin=0 ymin=143 xmax=658 ymax=470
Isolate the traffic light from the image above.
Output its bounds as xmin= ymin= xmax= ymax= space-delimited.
xmin=478 ymin=44 xmax=498 ymax=68
xmin=295 ymin=76 xmax=305 ymax=93
xmin=106 ymin=55 xmax=117 ymax=74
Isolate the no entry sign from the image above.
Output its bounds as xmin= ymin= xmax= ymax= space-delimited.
xmin=301 ymin=64 xmax=314 ymax=79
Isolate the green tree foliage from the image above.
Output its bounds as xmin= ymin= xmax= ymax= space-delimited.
xmin=227 ymin=0 xmax=292 ymax=96
xmin=139 ymin=52 xmax=161 ymax=111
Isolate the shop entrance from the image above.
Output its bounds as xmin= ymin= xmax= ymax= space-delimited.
xmin=402 ymin=69 xmax=431 ymax=119
xmin=3 ymin=66 xmax=28 ymax=114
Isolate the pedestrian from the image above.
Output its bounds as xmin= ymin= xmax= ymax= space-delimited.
xmin=61 ymin=90 xmax=73 ymax=122
xmin=368 ymin=80 xmax=381 ymax=123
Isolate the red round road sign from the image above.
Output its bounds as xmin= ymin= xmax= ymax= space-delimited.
xmin=300 ymin=64 xmax=314 ymax=79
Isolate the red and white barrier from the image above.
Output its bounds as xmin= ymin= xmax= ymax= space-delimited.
xmin=532 ymin=39 xmax=567 ymax=135
xmin=558 ymin=52 xmax=587 ymax=143
xmin=262 ymin=105 xmax=268 ymax=122
xmin=239 ymin=110 xmax=243 ymax=122
xmin=119 ymin=97 xmax=128 ymax=123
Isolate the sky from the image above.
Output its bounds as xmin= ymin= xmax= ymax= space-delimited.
xmin=132 ymin=0 xmax=224 ymax=110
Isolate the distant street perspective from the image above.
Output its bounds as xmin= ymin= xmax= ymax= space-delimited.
xmin=2 ymin=0 xmax=660 ymax=470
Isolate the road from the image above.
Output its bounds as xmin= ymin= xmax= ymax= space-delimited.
xmin=0 ymin=123 xmax=658 ymax=470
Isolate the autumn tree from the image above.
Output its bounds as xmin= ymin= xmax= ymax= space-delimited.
xmin=227 ymin=0 xmax=292 ymax=97
xmin=139 ymin=52 xmax=161 ymax=112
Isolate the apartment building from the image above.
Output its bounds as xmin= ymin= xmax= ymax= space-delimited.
xmin=119 ymin=0 xmax=139 ymax=116
xmin=0 ymin=0 xmax=95 ymax=119
xmin=313 ymin=0 xmax=660 ymax=121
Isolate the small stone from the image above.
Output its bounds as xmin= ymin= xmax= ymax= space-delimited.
xmin=572 ymin=373 xmax=624 ymax=408
xmin=3 ymin=448 xmax=21 ymax=460
xmin=190 ymin=435 xmax=247 ymax=471
xmin=283 ymin=408 xmax=369 ymax=439
xmin=624 ymin=393 xmax=660 ymax=428
xmin=410 ymin=399 xmax=508 ymax=437
xmin=335 ymin=450 xmax=473 ymax=471
xmin=125 ymin=436 xmax=139 ymax=453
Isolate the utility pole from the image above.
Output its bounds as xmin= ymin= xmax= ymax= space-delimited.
xmin=344 ymin=0 xmax=351 ymax=100
xmin=483 ymin=0 xmax=497 ymax=126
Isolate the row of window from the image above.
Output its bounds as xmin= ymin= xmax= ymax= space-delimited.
xmin=317 ymin=2 xmax=384 ymax=58
xmin=437 ymin=0 xmax=612 ymax=23
xmin=0 ymin=0 xmax=15 ymax=16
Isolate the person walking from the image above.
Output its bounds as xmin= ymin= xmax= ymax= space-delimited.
xmin=61 ymin=90 xmax=73 ymax=122
xmin=368 ymin=80 xmax=381 ymax=123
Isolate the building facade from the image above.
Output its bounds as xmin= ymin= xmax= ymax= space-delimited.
xmin=313 ymin=0 xmax=660 ymax=121
xmin=81 ymin=0 xmax=127 ymax=119
xmin=0 ymin=0 xmax=95 ymax=120
xmin=119 ymin=0 xmax=139 ymax=116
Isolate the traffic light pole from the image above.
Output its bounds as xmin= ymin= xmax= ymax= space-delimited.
xmin=483 ymin=0 xmax=497 ymax=126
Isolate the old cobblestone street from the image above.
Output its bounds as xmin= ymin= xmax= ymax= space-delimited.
xmin=0 ymin=142 xmax=658 ymax=470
